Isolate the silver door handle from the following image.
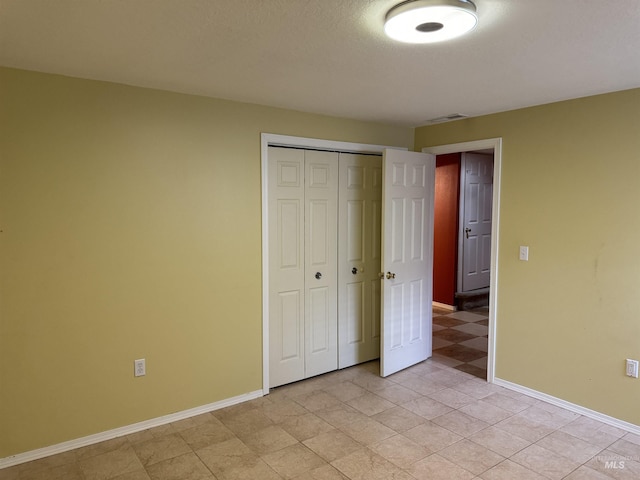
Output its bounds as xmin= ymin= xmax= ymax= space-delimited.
xmin=352 ymin=267 xmax=358 ymax=275
xmin=386 ymin=272 xmax=396 ymax=279
xmin=315 ymin=272 xmax=322 ymax=279
xmin=465 ymin=227 xmax=471 ymax=239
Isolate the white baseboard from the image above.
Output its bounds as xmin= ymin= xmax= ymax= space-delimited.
xmin=0 ymin=389 xmax=263 ymax=470
xmin=493 ymin=377 xmax=640 ymax=436
xmin=432 ymin=301 xmax=457 ymax=311
xmin=5 ymin=380 xmax=638 ymax=470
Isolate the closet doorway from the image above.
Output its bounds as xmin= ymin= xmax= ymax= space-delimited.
xmin=262 ymin=134 xmax=435 ymax=391
xmin=267 ymin=146 xmax=382 ymax=388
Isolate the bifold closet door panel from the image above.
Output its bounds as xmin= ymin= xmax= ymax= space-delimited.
xmin=304 ymin=150 xmax=338 ymax=378
xmin=268 ymin=147 xmax=305 ymax=387
xmin=338 ymin=153 xmax=382 ymax=369
xmin=268 ymin=147 xmax=338 ymax=387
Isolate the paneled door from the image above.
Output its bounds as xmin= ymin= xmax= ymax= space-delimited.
xmin=380 ymin=149 xmax=435 ymax=377
xmin=460 ymin=152 xmax=493 ymax=292
xmin=338 ymin=153 xmax=382 ymax=368
xmin=268 ymin=147 xmax=338 ymax=387
xmin=304 ymin=150 xmax=339 ymax=378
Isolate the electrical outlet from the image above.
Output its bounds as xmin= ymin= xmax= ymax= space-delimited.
xmin=626 ymin=359 xmax=639 ymax=378
xmin=519 ymin=246 xmax=529 ymax=261
xmin=134 ymin=358 xmax=146 ymax=377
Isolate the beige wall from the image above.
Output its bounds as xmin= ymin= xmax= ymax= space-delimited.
xmin=3 ymin=65 xmax=639 ymax=460
xmin=415 ymin=89 xmax=640 ymax=425
xmin=0 ymin=67 xmax=413 ymax=457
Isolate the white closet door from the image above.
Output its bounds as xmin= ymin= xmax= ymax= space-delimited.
xmin=380 ymin=149 xmax=435 ymax=377
xmin=304 ymin=150 xmax=338 ymax=378
xmin=268 ymin=147 xmax=338 ymax=387
xmin=268 ymin=147 xmax=305 ymax=387
xmin=338 ymin=153 xmax=382 ymax=368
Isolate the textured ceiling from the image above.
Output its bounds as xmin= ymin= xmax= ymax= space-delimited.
xmin=1 ymin=0 xmax=639 ymax=126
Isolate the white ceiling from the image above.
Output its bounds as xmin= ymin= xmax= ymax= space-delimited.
xmin=1 ymin=0 xmax=639 ymax=127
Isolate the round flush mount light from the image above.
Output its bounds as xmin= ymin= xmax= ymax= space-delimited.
xmin=384 ymin=0 xmax=478 ymax=44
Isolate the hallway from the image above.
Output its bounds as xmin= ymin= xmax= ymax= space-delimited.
xmin=433 ymin=307 xmax=488 ymax=380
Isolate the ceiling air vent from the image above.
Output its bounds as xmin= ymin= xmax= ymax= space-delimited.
xmin=427 ymin=113 xmax=468 ymax=123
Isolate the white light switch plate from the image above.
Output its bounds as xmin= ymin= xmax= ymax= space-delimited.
xmin=134 ymin=358 xmax=146 ymax=377
xmin=626 ymin=359 xmax=639 ymax=378
xmin=519 ymin=246 xmax=529 ymax=261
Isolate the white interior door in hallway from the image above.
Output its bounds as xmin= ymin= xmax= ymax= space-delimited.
xmin=460 ymin=152 xmax=493 ymax=292
xmin=268 ymin=147 xmax=338 ymax=388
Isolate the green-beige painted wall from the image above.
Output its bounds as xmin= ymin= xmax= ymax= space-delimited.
xmin=2 ymin=64 xmax=639 ymax=459
xmin=416 ymin=88 xmax=640 ymax=425
xmin=0 ymin=67 xmax=413 ymax=457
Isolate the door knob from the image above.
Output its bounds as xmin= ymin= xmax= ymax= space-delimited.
xmin=315 ymin=272 xmax=322 ymax=279
xmin=386 ymin=272 xmax=396 ymax=279
xmin=465 ymin=227 xmax=471 ymax=239
xmin=378 ymin=272 xmax=385 ymax=279
xmin=352 ymin=267 xmax=358 ymax=275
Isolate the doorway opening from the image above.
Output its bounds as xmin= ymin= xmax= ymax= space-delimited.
xmin=261 ymin=133 xmax=416 ymax=393
xmin=423 ymin=139 xmax=502 ymax=383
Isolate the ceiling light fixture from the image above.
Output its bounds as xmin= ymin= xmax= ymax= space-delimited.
xmin=384 ymin=0 xmax=478 ymax=44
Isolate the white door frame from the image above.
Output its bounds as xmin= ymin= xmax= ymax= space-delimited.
xmin=422 ymin=138 xmax=502 ymax=383
xmin=261 ymin=133 xmax=407 ymax=393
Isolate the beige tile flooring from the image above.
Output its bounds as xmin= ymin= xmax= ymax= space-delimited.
xmin=2 ymin=359 xmax=640 ymax=479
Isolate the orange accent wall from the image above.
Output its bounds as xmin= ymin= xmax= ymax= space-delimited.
xmin=433 ymin=153 xmax=461 ymax=305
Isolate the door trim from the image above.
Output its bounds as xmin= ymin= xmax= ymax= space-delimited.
xmin=261 ymin=133 xmax=407 ymax=394
xmin=422 ymin=138 xmax=502 ymax=384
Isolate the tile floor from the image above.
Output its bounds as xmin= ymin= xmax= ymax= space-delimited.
xmin=432 ymin=307 xmax=489 ymax=380
xmin=2 ymin=359 xmax=639 ymax=479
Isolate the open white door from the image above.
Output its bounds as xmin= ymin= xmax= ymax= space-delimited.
xmin=380 ymin=149 xmax=435 ymax=377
